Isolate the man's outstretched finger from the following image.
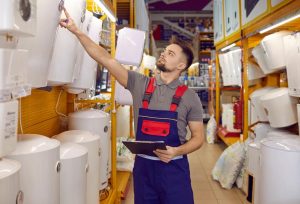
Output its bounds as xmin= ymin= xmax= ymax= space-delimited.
xmin=63 ymin=7 xmax=71 ymax=18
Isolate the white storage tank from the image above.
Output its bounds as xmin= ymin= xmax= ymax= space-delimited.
xmin=0 ymin=0 xmax=37 ymax=37
xmin=247 ymin=62 xmax=265 ymax=85
xmin=0 ymin=158 xmax=23 ymax=204
xmin=68 ymin=109 xmax=110 ymax=190
xmin=258 ymin=137 xmax=300 ymax=204
xmin=248 ymin=131 xmax=298 ymax=204
xmin=6 ymin=134 xmax=60 ymax=204
xmin=66 ymin=14 xmax=102 ymax=94
xmin=252 ymin=44 xmax=273 ymax=75
xmin=53 ymin=130 xmax=100 ymax=204
xmin=249 ymin=87 xmax=275 ymax=122
xmin=283 ymin=32 xmax=300 ymax=97
xmin=0 ymin=100 xmax=18 ymax=157
xmin=17 ymin=0 xmax=64 ymax=88
xmin=260 ymin=88 xmax=298 ymax=128
xmin=47 ymin=0 xmax=87 ymax=86
xmin=260 ymin=31 xmax=291 ymax=71
xmin=60 ymin=143 xmax=88 ymax=204
xmin=71 ymin=10 xmax=93 ymax=85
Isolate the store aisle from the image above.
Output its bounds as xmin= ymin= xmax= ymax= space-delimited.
xmin=122 ymin=141 xmax=251 ymax=204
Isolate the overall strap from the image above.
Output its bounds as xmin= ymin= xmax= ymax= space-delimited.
xmin=170 ymin=85 xmax=188 ymax=111
xmin=142 ymin=78 xmax=156 ymax=109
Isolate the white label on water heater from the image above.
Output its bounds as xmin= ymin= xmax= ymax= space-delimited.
xmin=0 ymin=100 xmax=18 ymax=142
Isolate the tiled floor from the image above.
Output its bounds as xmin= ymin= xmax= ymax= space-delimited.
xmin=122 ymin=140 xmax=251 ymax=204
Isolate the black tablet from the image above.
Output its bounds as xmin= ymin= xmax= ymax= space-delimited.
xmin=122 ymin=140 xmax=167 ymax=157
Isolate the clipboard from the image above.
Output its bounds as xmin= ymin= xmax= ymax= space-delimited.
xmin=122 ymin=140 xmax=167 ymax=157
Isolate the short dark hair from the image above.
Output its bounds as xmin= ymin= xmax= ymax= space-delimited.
xmin=169 ymin=37 xmax=194 ymax=70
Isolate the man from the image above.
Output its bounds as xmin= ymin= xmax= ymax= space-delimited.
xmin=60 ymin=8 xmax=204 ymax=204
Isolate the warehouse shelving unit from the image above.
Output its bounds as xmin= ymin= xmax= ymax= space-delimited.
xmin=214 ymin=0 xmax=300 ymax=146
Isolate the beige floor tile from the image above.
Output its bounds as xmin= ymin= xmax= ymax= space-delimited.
xmin=193 ymin=190 xmax=216 ymax=200
xmin=213 ymin=188 xmax=240 ymax=200
xmin=195 ymin=199 xmax=219 ymax=204
xmin=217 ymin=199 xmax=243 ymax=204
xmin=192 ymin=181 xmax=212 ymax=191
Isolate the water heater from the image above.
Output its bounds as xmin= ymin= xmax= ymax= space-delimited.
xmin=7 ymin=134 xmax=60 ymax=204
xmin=47 ymin=0 xmax=87 ymax=86
xmin=260 ymin=88 xmax=298 ymax=128
xmin=17 ymin=0 xmax=64 ymax=88
xmin=0 ymin=0 xmax=37 ymax=37
xmin=68 ymin=109 xmax=110 ymax=190
xmin=66 ymin=14 xmax=102 ymax=94
xmin=115 ymin=27 xmax=146 ymax=66
xmin=283 ymin=32 xmax=300 ymax=97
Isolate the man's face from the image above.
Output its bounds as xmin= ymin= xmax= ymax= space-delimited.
xmin=156 ymin=44 xmax=186 ymax=73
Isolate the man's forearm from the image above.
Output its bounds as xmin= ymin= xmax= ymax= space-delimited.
xmin=175 ymin=135 xmax=204 ymax=156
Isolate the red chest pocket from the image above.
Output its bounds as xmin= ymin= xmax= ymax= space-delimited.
xmin=141 ymin=120 xmax=170 ymax=137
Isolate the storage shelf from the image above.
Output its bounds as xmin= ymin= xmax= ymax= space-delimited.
xmin=200 ymin=38 xmax=214 ymax=42
xmin=100 ymin=188 xmax=117 ymax=204
xmin=217 ymin=131 xmax=240 ymax=146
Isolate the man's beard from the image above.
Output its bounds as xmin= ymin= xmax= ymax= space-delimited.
xmin=156 ymin=63 xmax=171 ymax=73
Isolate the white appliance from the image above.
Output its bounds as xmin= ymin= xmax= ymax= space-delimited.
xmin=142 ymin=54 xmax=156 ymax=70
xmin=248 ymin=131 xmax=298 ymax=204
xmin=115 ymin=81 xmax=133 ymax=105
xmin=283 ymin=33 xmax=300 ymax=97
xmin=115 ymin=27 xmax=146 ymax=66
xmin=0 ymin=158 xmax=23 ymax=204
xmin=253 ymin=123 xmax=275 ymax=142
xmin=53 ymin=130 xmax=100 ymax=204
xmin=72 ymin=10 xmax=93 ymax=84
xmin=224 ymin=0 xmax=240 ymax=37
xmin=258 ymin=137 xmax=300 ymax=204
xmin=252 ymin=44 xmax=273 ymax=75
xmin=60 ymin=143 xmax=88 ymax=204
xmin=221 ymin=103 xmax=240 ymax=132
xmin=260 ymin=88 xmax=298 ymax=128
xmin=17 ymin=0 xmax=64 ymax=88
xmin=241 ymin=0 xmax=267 ymax=26
xmin=260 ymin=31 xmax=292 ymax=71
xmin=249 ymin=87 xmax=275 ymax=122
xmin=7 ymin=134 xmax=60 ymax=204
xmin=47 ymin=0 xmax=86 ymax=86
xmin=66 ymin=15 xmax=102 ymax=94
xmin=0 ymin=0 xmax=37 ymax=37
xmin=218 ymin=53 xmax=230 ymax=86
xmin=229 ymin=48 xmax=242 ymax=86
xmin=247 ymin=62 xmax=265 ymax=85
xmin=213 ymin=0 xmax=224 ymax=43
xmin=68 ymin=109 xmax=110 ymax=190
xmin=0 ymin=100 xmax=18 ymax=157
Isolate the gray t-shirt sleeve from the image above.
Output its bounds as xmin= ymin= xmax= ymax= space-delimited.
xmin=186 ymin=90 xmax=203 ymax=122
xmin=126 ymin=70 xmax=148 ymax=94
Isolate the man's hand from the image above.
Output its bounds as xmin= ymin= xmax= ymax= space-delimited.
xmin=59 ymin=8 xmax=79 ymax=34
xmin=153 ymin=146 xmax=179 ymax=163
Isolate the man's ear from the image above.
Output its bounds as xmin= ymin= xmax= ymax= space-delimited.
xmin=177 ymin=62 xmax=187 ymax=71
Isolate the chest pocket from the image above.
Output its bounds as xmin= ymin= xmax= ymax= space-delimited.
xmin=141 ymin=120 xmax=170 ymax=137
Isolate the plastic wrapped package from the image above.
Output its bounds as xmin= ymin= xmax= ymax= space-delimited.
xmin=206 ymin=115 xmax=217 ymax=144
xmin=212 ymin=141 xmax=246 ymax=189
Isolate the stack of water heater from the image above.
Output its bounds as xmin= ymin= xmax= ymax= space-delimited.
xmin=0 ymin=1 xmax=36 ymax=203
xmin=245 ymin=29 xmax=300 ymax=204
